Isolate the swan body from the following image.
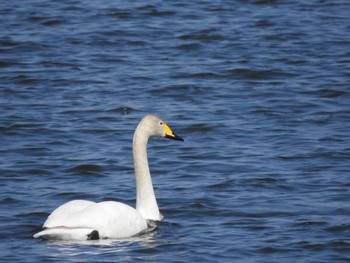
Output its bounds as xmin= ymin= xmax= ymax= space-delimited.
xmin=34 ymin=115 xmax=183 ymax=241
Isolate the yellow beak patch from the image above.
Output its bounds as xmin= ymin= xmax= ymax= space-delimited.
xmin=163 ymin=122 xmax=184 ymax=141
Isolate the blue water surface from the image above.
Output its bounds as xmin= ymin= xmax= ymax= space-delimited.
xmin=1 ymin=0 xmax=350 ymax=262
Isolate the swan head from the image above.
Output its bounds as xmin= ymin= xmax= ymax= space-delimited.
xmin=139 ymin=115 xmax=184 ymax=141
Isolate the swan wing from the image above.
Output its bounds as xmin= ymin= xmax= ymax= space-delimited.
xmin=43 ymin=200 xmax=95 ymax=228
xmin=35 ymin=200 xmax=147 ymax=240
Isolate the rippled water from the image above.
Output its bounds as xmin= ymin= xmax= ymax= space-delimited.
xmin=1 ymin=0 xmax=350 ymax=262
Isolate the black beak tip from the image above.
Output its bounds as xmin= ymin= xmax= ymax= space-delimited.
xmin=176 ymin=135 xmax=184 ymax=142
xmin=166 ymin=134 xmax=184 ymax=141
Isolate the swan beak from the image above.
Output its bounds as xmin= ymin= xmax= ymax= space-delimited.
xmin=163 ymin=123 xmax=184 ymax=141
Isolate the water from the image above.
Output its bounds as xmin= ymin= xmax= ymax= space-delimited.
xmin=1 ymin=0 xmax=349 ymax=262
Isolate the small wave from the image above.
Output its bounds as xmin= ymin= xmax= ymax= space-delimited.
xmin=107 ymin=107 xmax=135 ymax=115
xmin=178 ymin=29 xmax=225 ymax=42
xmin=67 ymin=164 xmax=105 ymax=176
xmin=42 ymin=19 xmax=65 ymax=26
xmin=229 ymin=68 xmax=298 ymax=80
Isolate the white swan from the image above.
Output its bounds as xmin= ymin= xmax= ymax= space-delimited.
xmin=34 ymin=115 xmax=183 ymax=241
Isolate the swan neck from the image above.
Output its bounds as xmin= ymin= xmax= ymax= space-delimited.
xmin=133 ymin=127 xmax=161 ymax=221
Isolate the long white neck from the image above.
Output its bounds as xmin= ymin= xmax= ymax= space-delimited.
xmin=133 ymin=126 xmax=161 ymax=221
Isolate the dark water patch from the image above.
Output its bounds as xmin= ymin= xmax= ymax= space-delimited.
xmin=255 ymin=19 xmax=274 ymax=27
xmin=189 ymin=202 xmax=205 ymax=209
xmin=168 ymin=84 xmax=199 ymax=94
xmin=1 ymin=41 xmax=51 ymax=53
xmin=303 ymin=88 xmax=349 ymax=98
xmin=1 ymin=197 xmax=20 ymax=204
xmin=175 ymin=43 xmax=202 ymax=51
xmin=67 ymin=164 xmax=105 ymax=176
xmin=246 ymin=0 xmax=279 ymax=5
xmin=229 ymin=68 xmax=298 ymax=80
xmin=0 ymin=60 xmax=23 ymax=68
xmin=293 ymin=241 xmax=327 ymax=251
xmin=107 ymin=107 xmax=135 ymax=115
xmin=145 ymin=9 xmax=176 ymax=17
xmin=204 ymin=179 xmax=234 ymax=189
xmin=283 ymin=59 xmax=307 ymax=65
xmin=27 ymin=15 xmax=46 ymax=23
xmin=46 ymin=140 xmax=71 ymax=146
xmin=22 ymin=169 xmax=53 ymax=176
xmin=39 ymin=60 xmax=84 ymax=69
xmin=147 ymin=84 xmax=209 ymax=102
xmin=0 ymin=38 xmax=20 ymax=47
xmin=149 ymin=84 xmax=203 ymax=95
xmin=249 ymin=177 xmax=288 ymax=189
xmin=329 ymin=240 xmax=350 ymax=253
xmin=326 ymin=224 xmax=350 ymax=233
xmin=178 ymin=29 xmax=225 ymax=42
xmin=22 ymin=211 xmax=49 ymax=218
xmin=106 ymin=9 xmax=132 ymax=19
xmin=77 ymin=128 xmax=116 ymax=135
xmin=293 ymin=220 xmax=328 ymax=228
xmin=258 ymin=246 xmax=300 ymax=254
xmin=92 ymin=56 xmax=127 ymax=63
xmin=54 ymin=192 xmax=98 ymax=200
xmin=169 ymin=70 xmax=223 ymax=80
xmin=42 ymin=19 xmax=65 ymax=26
xmin=233 ymin=211 xmax=296 ymax=219
xmin=184 ymin=123 xmax=216 ymax=133
xmin=126 ymin=40 xmax=149 ymax=46
xmin=11 ymin=75 xmax=42 ymax=85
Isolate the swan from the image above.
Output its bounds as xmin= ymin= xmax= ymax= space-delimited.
xmin=34 ymin=115 xmax=183 ymax=241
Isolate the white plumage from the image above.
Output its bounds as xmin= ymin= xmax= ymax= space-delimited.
xmin=34 ymin=115 xmax=183 ymax=241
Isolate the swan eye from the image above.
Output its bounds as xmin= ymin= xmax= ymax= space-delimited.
xmin=159 ymin=122 xmax=163 ymax=126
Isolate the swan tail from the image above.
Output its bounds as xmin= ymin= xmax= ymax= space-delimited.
xmin=34 ymin=227 xmax=99 ymax=241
